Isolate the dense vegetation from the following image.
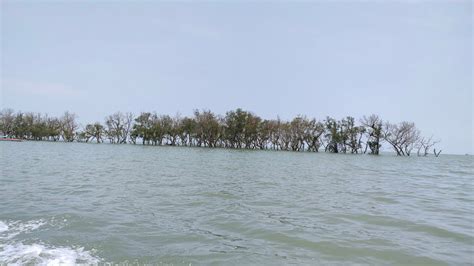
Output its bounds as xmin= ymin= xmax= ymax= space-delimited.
xmin=0 ymin=108 xmax=441 ymax=156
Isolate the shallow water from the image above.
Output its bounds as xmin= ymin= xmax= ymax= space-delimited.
xmin=0 ymin=141 xmax=472 ymax=265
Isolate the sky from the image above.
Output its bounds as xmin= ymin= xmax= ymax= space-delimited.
xmin=0 ymin=1 xmax=472 ymax=154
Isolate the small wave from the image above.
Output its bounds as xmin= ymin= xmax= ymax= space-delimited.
xmin=0 ymin=219 xmax=101 ymax=265
xmin=0 ymin=243 xmax=100 ymax=265
xmin=0 ymin=219 xmax=46 ymax=240
xmin=0 ymin=221 xmax=8 ymax=233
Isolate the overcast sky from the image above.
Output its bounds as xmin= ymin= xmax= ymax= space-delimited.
xmin=1 ymin=1 xmax=472 ymax=154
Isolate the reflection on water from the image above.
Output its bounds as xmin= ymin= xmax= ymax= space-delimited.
xmin=0 ymin=141 xmax=472 ymax=264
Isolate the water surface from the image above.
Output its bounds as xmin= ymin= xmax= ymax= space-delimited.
xmin=0 ymin=141 xmax=472 ymax=265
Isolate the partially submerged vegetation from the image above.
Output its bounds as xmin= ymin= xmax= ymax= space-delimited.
xmin=0 ymin=108 xmax=441 ymax=156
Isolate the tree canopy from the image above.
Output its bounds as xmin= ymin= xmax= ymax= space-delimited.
xmin=0 ymin=108 xmax=441 ymax=156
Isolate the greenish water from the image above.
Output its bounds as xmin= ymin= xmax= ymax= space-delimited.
xmin=0 ymin=141 xmax=472 ymax=265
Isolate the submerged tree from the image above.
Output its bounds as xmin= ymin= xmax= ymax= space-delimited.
xmin=177 ymin=116 xmax=196 ymax=146
xmin=416 ymin=136 xmax=440 ymax=157
xmin=105 ymin=112 xmax=134 ymax=144
xmin=304 ymin=118 xmax=325 ymax=152
xmin=60 ymin=112 xmax=78 ymax=142
xmin=341 ymin=116 xmax=365 ymax=154
xmin=361 ymin=114 xmax=383 ymax=155
xmin=0 ymin=108 xmax=16 ymax=137
xmin=383 ymin=121 xmax=420 ymax=156
xmin=194 ymin=109 xmax=220 ymax=148
xmin=324 ymin=117 xmax=341 ymax=153
xmin=131 ymin=112 xmax=152 ymax=145
xmin=0 ymin=108 xmax=442 ymax=157
xmin=82 ymin=123 xmax=105 ymax=143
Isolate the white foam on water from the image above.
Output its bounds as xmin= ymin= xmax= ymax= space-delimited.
xmin=0 ymin=219 xmax=46 ymax=240
xmin=0 ymin=243 xmax=100 ymax=265
xmin=0 ymin=219 xmax=101 ymax=265
xmin=0 ymin=221 xmax=8 ymax=233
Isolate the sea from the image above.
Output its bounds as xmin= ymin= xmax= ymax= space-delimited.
xmin=0 ymin=141 xmax=472 ymax=265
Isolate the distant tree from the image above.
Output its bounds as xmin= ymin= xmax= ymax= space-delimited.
xmin=383 ymin=121 xmax=420 ymax=156
xmin=76 ymin=132 xmax=86 ymax=142
xmin=223 ymin=108 xmax=247 ymax=148
xmin=166 ymin=114 xmax=181 ymax=146
xmin=194 ymin=110 xmax=220 ymax=147
xmin=243 ymin=112 xmax=261 ymax=149
xmin=83 ymin=123 xmax=105 ymax=143
xmin=177 ymin=117 xmax=196 ymax=146
xmin=45 ymin=117 xmax=62 ymax=141
xmin=60 ymin=111 xmax=78 ymax=142
xmin=255 ymin=120 xmax=272 ymax=150
xmin=221 ymin=108 xmax=261 ymax=149
xmin=289 ymin=116 xmax=306 ymax=151
xmin=0 ymin=107 xmax=442 ymax=158
xmin=159 ymin=114 xmax=177 ymax=145
xmin=268 ymin=119 xmax=282 ymax=150
xmin=105 ymin=112 xmax=134 ymax=144
xmin=324 ymin=117 xmax=340 ymax=153
xmin=0 ymin=108 xmax=16 ymax=137
xmin=304 ymin=118 xmax=325 ymax=152
xmin=279 ymin=122 xmax=292 ymax=151
xmin=416 ymin=136 xmax=440 ymax=156
xmin=149 ymin=113 xmax=166 ymax=145
xmin=361 ymin=114 xmax=383 ymax=155
xmin=29 ymin=113 xmax=46 ymax=140
xmin=132 ymin=112 xmax=152 ymax=145
xmin=343 ymin=116 xmax=365 ymax=154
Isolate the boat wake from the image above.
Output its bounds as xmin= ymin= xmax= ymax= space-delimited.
xmin=0 ymin=219 xmax=46 ymax=240
xmin=0 ymin=220 xmax=100 ymax=265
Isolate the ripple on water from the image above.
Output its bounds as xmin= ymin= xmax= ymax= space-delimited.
xmin=0 ymin=142 xmax=473 ymax=264
xmin=338 ymin=213 xmax=472 ymax=241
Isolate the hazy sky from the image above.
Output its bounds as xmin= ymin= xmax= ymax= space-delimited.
xmin=1 ymin=1 xmax=472 ymax=154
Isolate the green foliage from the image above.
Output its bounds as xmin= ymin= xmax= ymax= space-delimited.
xmin=0 ymin=108 xmax=436 ymax=156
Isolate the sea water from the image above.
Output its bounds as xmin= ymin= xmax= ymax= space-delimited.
xmin=0 ymin=141 xmax=472 ymax=265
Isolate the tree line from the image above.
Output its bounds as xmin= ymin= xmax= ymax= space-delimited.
xmin=0 ymin=108 xmax=442 ymax=156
